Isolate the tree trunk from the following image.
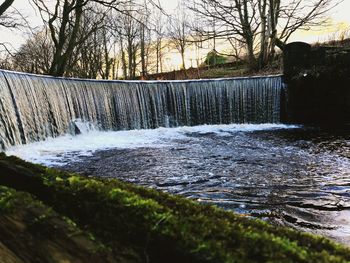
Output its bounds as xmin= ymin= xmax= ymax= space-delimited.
xmin=0 ymin=0 xmax=14 ymax=17
xmin=258 ymin=0 xmax=269 ymax=69
xmin=120 ymin=39 xmax=127 ymax=79
xmin=48 ymin=0 xmax=84 ymax=76
xmin=140 ymin=24 xmax=146 ymax=78
xmin=246 ymin=38 xmax=257 ymax=70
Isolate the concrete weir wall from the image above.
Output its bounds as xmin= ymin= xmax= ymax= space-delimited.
xmin=283 ymin=42 xmax=350 ymax=126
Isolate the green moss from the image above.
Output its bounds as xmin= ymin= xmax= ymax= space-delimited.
xmin=1 ymin=154 xmax=350 ymax=262
xmin=0 ymin=186 xmax=15 ymax=211
xmin=204 ymin=51 xmax=228 ymax=66
xmin=0 ymin=185 xmax=126 ymax=262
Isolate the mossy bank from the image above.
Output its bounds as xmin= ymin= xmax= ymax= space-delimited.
xmin=1 ymin=153 xmax=350 ymax=263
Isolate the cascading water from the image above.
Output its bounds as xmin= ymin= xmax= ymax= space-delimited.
xmin=0 ymin=69 xmax=283 ymax=150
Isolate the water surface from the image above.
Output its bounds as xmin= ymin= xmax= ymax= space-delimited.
xmin=7 ymin=124 xmax=350 ymax=245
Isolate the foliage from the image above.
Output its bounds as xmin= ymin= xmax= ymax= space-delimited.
xmin=1 ymin=153 xmax=350 ymax=262
xmin=204 ymin=50 xmax=227 ymax=66
xmin=0 ymin=185 xmax=118 ymax=262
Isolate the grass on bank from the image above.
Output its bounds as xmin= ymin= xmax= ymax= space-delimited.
xmin=1 ymin=153 xmax=350 ymax=263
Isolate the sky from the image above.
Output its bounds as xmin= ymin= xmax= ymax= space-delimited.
xmin=290 ymin=1 xmax=350 ymax=43
xmin=0 ymin=0 xmax=349 ymax=65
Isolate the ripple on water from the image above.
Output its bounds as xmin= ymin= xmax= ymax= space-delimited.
xmin=6 ymin=125 xmax=350 ymax=245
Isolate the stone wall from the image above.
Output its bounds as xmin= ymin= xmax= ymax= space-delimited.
xmin=283 ymin=42 xmax=350 ymax=126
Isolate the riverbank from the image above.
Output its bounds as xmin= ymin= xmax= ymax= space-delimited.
xmin=1 ymin=153 xmax=350 ymax=262
xmin=136 ymin=61 xmax=282 ymax=80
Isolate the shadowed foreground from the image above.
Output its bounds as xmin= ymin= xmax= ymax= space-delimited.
xmin=0 ymin=153 xmax=350 ymax=263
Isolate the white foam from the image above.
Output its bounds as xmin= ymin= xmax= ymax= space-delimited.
xmin=5 ymin=123 xmax=299 ymax=166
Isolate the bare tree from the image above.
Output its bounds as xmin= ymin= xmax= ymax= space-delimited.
xmin=32 ymin=0 xmax=126 ymax=76
xmin=111 ymin=0 xmax=155 ymax=79
xmin=100 ymin=26 xmax=118 ymax=79
xmin=0 ymin=52 xmax=13 ymax=69
xmin=0 ymin=0 xmax=28 ymax=54
xmin=113 ymin=4 xmax=140 ymax=79
xmin=12 ymin=30 xmax=53 ymax=74
xmin=138 ymin=0 xmax=152 ymax=78
xmin=191 ymin=0 xmax=260 ymax=69
xmin=153 ymin=7 xmax=165 ymax=73
xmin=66 ymin=9 xmax=117 ymax=79
xmin=168 ymin=2 xmax=191 ymax=70
xmin=191 ymin=0 xmax=342 ymax=70
xmin=6 ymin=8 xmax=118 ymax=79
xmin=118 ymin=38 xmax=128 ymax=79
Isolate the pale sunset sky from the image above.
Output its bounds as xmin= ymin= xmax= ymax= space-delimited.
xmin=0 ymin=0 xmax=349 ymax=70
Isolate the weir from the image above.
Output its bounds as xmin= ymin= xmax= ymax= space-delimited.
xmin=0 ymin=69 xmax=283 ymax=150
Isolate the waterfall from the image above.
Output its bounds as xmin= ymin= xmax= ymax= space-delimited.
xmin=0 ymin=69 xmax=283 ymax=150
